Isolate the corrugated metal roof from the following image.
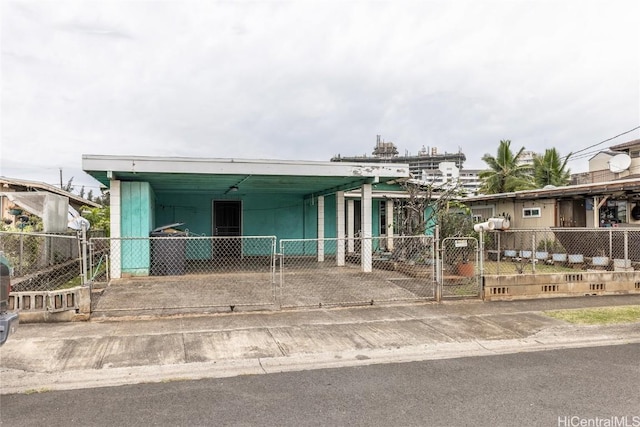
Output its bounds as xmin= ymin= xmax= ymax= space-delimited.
xmin=0 ymin=176 xmax=101 ymax=208
xmin=464 ymin=177 xmax=640 ymax=202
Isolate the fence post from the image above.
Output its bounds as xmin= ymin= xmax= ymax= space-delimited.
xmin=624 ymin=230 xmax=629 ymax=261
xmin=496 ymin=232 xmax=501 ymax=275
xmin=609 ymin=229 xmax=613 ymax=259
xmin=18 ymin=233 xmax=24 ymax=276
xmin=479 ymin=230 xmax=484 ymax=276
xmin=435 ymin=226 xmax=441 ymax=302
xmin=532 ymin=233 xmax=536 ymax=274
xmin=81 ymin=223 xmax=88 ymax=285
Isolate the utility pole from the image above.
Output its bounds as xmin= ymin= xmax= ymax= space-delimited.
xmin=59 ymin=168 xmax=63 ymax=189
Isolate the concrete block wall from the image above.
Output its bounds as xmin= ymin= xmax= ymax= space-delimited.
xmin=8 ymin=286 xmax=90 ymax=322
xmin=484 ymin=271 xmax=640 ymax=301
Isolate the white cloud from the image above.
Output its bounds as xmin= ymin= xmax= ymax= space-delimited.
xmin=1 ymin=0 xmax=638 ymax=190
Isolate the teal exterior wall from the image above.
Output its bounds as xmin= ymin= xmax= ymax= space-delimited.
xmin=120 ymin=182 xmax=154 ymax=275
xmin=154 ymin=192 xmax=312 ymax=257
xmin=118 ymin=185 xmax=397 ymax=266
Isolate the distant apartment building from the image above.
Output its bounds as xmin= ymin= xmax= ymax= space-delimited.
xmin=331 ymin=135 xmax=466 ymax=176
xmin=331 ymin=136 xmax=484 ymax=194
xmin=517 ymin=150 xmax=537 ymax=167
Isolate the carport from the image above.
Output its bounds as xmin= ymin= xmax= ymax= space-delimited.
xmin=82 ymin=155 xmax=411 ymax=278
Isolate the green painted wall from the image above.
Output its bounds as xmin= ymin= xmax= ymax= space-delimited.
xmin=123 ymin=190 xmax=392 ymax=260
xmin=154 ymin=192 xmax=310 ymax=257
xmin=120 ymin=182 xmax=154 ymax=275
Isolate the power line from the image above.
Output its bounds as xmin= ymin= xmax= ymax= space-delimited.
xmin=566 ymin=125 xmax=640 ymax=161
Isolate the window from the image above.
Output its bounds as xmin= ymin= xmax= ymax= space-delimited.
xmin=523 ymin=207 xmax=541 ymax=218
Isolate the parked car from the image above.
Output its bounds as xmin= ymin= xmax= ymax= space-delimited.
xmin=0 ymin=252 xmax=18 ymax=346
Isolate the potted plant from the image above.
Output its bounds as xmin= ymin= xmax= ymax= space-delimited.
xmin=591 ymin=250 xmax=610 ymax=268
xmin=454 ymin=240 xmax=475 ymax=277
xmin=8 ymin=205 xmax=22 ymax=216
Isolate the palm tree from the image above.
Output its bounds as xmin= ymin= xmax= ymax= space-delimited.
xmin=533 ymin=148 xmax=571 ymax=188
xmin=479 ymin=140 xmax=534 ymax=194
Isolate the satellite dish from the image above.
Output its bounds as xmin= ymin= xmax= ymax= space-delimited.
xmin=609 ymin=153 xmax=631 ymax=173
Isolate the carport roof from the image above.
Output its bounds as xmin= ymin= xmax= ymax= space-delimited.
xmin=82 ymin=155 xmax=411 ymax=197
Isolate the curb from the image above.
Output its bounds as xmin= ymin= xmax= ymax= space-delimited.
xmin=3 ymin=326 xmax=639 ymax=395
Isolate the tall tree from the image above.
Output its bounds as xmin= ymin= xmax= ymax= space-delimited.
xmin=479 ymin=140 xmax=534 ymax=194
xmin=533 ymin=148 xmax=571 ymax=187
xmin=62 ymin=177 xmax=74 ymax=193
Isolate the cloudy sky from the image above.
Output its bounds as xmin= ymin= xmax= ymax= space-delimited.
xmin=1 ymin=0 xmax=639 ymax=192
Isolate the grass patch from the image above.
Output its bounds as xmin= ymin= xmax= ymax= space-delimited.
xmin=55 ymin=275 xmax=82 ymax=290
xmin=545 ymin=305 xmax=640 ymax=325
xmin=483 ymin=261 xmax=578 ymax=274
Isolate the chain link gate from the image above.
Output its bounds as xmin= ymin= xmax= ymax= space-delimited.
xmin=440 ymin=237 xmax=481 ymax=298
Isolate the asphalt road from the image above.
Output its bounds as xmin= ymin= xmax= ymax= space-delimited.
xmin=2 ymin=344 xmax=639 ymax=427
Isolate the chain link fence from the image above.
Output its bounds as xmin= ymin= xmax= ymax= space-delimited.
xmin=90 ymin=236 xmax=278 ymax=308
xmin=441 ymin=237 xmax=481 ymax=298
xmin=8 ymin=226 xmax=638 ymax=311
xmin=483 ymin=228 xmax=640 ymax=274
xmin=279 ymin=236 xmax=436 ymax=308
xmin=0 ymin=231 xmax=83 ymax=291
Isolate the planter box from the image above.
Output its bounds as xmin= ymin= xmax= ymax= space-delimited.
xmin=535 ymin=251 xmax=549 ymax=261
xmin=613 ymin=259 xmax=633 ymax=272
xmin=568 ymin=254 xmax=584 ymax=264
xmin=552 ymin=253 xmax=567 ymax=262
xmin=591 ymin=256 xmax=610 ymax=267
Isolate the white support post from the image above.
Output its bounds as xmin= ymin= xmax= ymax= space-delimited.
xmin=317 ymin=195 xmax=325 ymax=262
xmin=347 ymin=199 xmax=355 ymax=254
xmin=361 ymin=184 xmax=372 ymax=273
xmin=336 ymin=191 xmax=345 ymax=266
xmin=110 ymin=179 xmax=122 ymax=279
xmin=386 ymin=199 xmax=394 ymax=251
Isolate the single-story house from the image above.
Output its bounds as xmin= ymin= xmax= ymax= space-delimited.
xmin=464 ymin=177 xmax=640 ymax=228
xmin=82 ymin=155 xmax=411 ymax=277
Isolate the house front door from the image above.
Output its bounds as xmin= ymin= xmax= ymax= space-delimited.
xmin=213 ymin=200 xmax=242 ymax=257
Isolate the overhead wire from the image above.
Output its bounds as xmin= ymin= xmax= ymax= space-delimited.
xmin=564 ymin=125 xmax=640 ymax=163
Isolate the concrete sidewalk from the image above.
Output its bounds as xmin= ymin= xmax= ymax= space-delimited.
xmin=2 ymin=295 xmax=640 ymax=394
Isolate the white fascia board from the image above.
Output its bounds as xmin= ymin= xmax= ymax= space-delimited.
xmin=345 ymin=190 xmax=411 ymax=199
xmin=82 ymin=155 xmax=410 ymax=179
xmin=345 ymin=190 xmax=451 ymax=200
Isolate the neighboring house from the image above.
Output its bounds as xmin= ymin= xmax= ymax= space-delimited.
xmin=572 ymin=138 xmax=640 ymax=185
xmin=0 ymin=176 xmax=100 ymax=231
xmin=464 ymin=177 xmax=640 ymax=229
xmin=82 ymin=155 xmax=411 ymax=277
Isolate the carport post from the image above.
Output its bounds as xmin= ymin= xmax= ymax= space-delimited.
xmin=386 ymin=199 xmax=394 ymax=251
xmin=109 ymin=179 xmax=122 ymax=279
xmin=347 ymin=199 xmax=355 ymax=253
xmin=336 ymin=191 xmax=345 ymax=266
xmin=361 ymin=184 xmax=372 ymax=273
xmin=317 ymin=195 xmax=325 ymax=262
